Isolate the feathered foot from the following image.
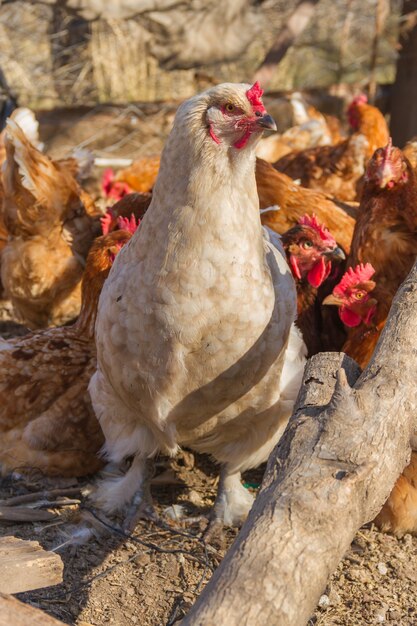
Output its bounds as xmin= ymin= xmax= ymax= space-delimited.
xmin=90 ymin=454 xmax=159 ymax=531
xmin=210 ymin=468 xmax=255 ymax=526
xmin=123 ymin=466 xmax=160 ymax=532
xmin=184 ymin=468 xmax=255 ymax=543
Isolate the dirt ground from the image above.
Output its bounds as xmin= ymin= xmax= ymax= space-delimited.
xmin=1 ymin=103 xmax=416 ymax=626
xmin=1 ymin=460 xmax=417 ymax=626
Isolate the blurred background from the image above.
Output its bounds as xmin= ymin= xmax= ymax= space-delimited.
xmin=0 ymin=0 xmax=415 ymax=157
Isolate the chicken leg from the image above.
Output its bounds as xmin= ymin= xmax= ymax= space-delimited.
xmin=92 ymin=454 xmax=158 ymax=531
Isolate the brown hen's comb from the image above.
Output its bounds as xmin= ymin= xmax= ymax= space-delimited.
xmin=382 ymin=137 xmax=393 ymax=159
xmin=117 ymin=214 xmax=140 ymax=234
xmin=298 ymin=213 xmax=336 ymax=247
xmin=334 ymin=263 xmax=375 ymax=298
xmin=100 ymin=209 xmax=114 ymax=236
xmin=350 ymin=94 xmax=368 ymax=106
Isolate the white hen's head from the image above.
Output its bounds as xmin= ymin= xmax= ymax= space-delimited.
xmin=175 ymin=82 xmax=277 ymax=154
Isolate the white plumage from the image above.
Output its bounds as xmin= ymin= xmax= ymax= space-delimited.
xmin=89 ymin=82 xmax=306 ymax=527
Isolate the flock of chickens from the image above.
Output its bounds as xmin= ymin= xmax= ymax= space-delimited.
xmin=0 ymin=82 xmax=416 ymax=539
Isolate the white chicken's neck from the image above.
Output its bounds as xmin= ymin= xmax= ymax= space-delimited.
xmin=139 ymin=115 xmax=265 ymax=269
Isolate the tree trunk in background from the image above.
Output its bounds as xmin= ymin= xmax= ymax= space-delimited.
xmin=368 ymin=0 xmax=389 ymax=103
xmin=253 ymin=0 xmax=320 ymax=90
xmin=48 ymin=6 xmax=91 ymax=105
xmin=390 ymin=0 xmax=417 ymax=146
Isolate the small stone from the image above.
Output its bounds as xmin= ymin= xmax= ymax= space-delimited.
xmin=347 ymin=568 xmax=372 ymax=584
xmin=388 ymin=609 xmax=401 ymax=621
xmin=187 ymin=489 xmax=204 ymax=507
xmin=328 ymin=589 xmax=341 ymax=606
xmin=318 ymin=594 xmax=330 ymax=608
xmin=377 ymin=562 xmax=388 ymax=575
xmin=134 ymin=553 xmax=151 ymax=567
xmin=164 ymin=504 xmax=186 ymax=520
xmin=374 ymin=607 xmax=386 ymax=623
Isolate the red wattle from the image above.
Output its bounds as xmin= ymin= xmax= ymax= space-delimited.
xmin=289 ymin=255 xmax=301 ymax=280
xmin=234 ymin=129 xmax=252 ymax=149
xmin=364 ymin=304 xmax=377 ymax=325
xmin=307 ymin=257 xmax=327 ymax=288
xmin=209 ymin=125 xmax=221 ymax=145
xmin=340 ymin=307 xmax=362 ymax=327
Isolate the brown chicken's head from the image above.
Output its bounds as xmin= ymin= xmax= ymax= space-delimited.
xmin=84 ymin=228 xmax=135 ymax=284
xmin=365 ymin=139 xmax=409 ymax=189
xmin=323 ymin=263 xmax=377 ymax=327
xmin=347 ymin=93 xmax=368 ymax=129
xmin=282 ymin=214 xmax=345 ymax=288
xmin=102 ymin=168 xmax=132 ymax=202
xmin=204 ymin=82 xmax=277 ymax=150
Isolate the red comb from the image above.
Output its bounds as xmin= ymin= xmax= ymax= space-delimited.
xmin=382 ymin=137 xmax=393 ymax=159
xmin=100 ymin=209 xmax=114 ymax=235
xmin=334 ymin=263 xmax=375 ymax=298
xmin=351 ymin=94 xmax=368 ymax=106
xmin=102 ymin=169 xmax=114 ymax=196
xmin=246 ymin=82 xmax=266 ymax=114
xmin=298 ymin=213 xmax=336 ymax=247
xmin=117 ymin=213 xmax=140 ymax=234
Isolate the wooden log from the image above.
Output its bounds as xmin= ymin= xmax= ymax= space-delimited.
xmin=0 ymin=593 xmax=66 ymax=626
xmin=182 ymin=260 xmax=417 ymax=626
xmin=0 ymin=536 xmax=63 ymax=594
xmin=0 ymin=507 xmax=57 ymax=522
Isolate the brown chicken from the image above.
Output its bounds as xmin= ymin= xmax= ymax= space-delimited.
xmin=0 ymin=229 xmax=133 ymax=478
xmin=349 ymin=140 xmax=417 ymax=296
xmin=273 ymin=95 xmax=390 ymax=202
xmin=279 ymin=214 xmax=345 ymax=356
xmin=256 ymin=92 xmax=337 ymax=163
xmin=256 ymin=157 xmax=356 ymax=253
xmin=402 ymin=138 xmax=417 ymax=172
xmin=324 ymin=142 xmax=417 ymax=535
xmin=101 ymin=193 xmax=152 ymax=234
xmin=347 ymin=94 xmax=390 ymax=158
xmin=1 ymin=119 xmax=101 ymax=328
xmin=102 ymin=155 xmax=161 ymax=202
xmin=322 ymin=262 xmax=380 ymax=365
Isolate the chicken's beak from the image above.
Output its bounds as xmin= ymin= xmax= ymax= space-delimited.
xmin=376 ymin=162 xmax=394 ymax=188
xmin=322 ymin=293 xmax=343 ymax=306
xmin=324 ymin=246 xmax=346 ymax=262
xmin=257 ymin=114 xmax=277 ymax=131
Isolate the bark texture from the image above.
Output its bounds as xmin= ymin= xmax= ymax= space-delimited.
xmin=183 ymin=260 xmax=417 ymax=626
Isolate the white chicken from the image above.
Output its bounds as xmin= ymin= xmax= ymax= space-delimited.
xmin=89 ymin=82 xmax=306 ymax=531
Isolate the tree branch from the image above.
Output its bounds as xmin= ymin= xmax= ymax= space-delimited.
xmin=183 ymin=259 xmax=417 ymax=626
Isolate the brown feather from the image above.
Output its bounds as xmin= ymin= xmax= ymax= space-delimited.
xmin=0 ymin=230 xmax=132 ymax=477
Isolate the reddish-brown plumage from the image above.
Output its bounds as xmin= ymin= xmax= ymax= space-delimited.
xmin=256 ymin=158 xmax=356 ymax=253
xmin=1 ymin=120 xmax=101 ymax=328
xmin=273 ymin=98 xmax=390 ymax=202
xmin=0 ymin=230 xmax=132 ymax=478
xmin=281 ymin=221 xmax=345 ymax=356
xmin=103 ymin=155 xmax=161 ymax=201
xmin=102 ymin=192 xmax=152 ymax=234
xmin=329 ymin=145 xmax=417 ymax=535
xmin=350 ymin=150 xmax=417 ymax=296
xmin=347 ymin=95 xmax=390 ymax=157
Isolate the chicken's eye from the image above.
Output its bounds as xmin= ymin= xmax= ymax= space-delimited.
xmin=354 ymin=291 xmax=365 ymax=299
xmin=302 ymin=240 xmax=313 ymax=249
xmin=225 ymin=103 xmax=235 ymax=112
